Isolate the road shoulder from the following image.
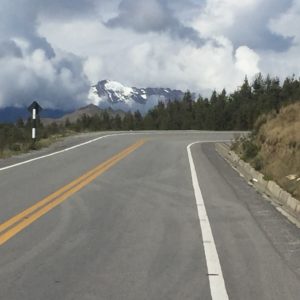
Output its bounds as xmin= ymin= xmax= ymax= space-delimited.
xmin=191 ymin=142 xmax=300 ymax=300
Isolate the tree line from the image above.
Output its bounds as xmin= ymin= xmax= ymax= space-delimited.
xmin=70 ymin=73 xmax=300 ymax=131
xmin=145 ymin=74 xmax=300 ymax=130
xmin=1 ymin=73 xmax=300 ymax=155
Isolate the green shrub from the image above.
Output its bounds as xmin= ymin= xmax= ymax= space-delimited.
xmin=253 ymin=156 xmax=263 ymax=171
xmin=9 ymin=143 xmax=22 ymax=152
xmin=242 ymin=139 xmax=259 ymax=160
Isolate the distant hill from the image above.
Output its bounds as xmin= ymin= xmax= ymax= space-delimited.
xmin=42 ymin=104 xmax=126 ymax=125
xmin=0 ymin=107 xmax=68 ymax=123
xmin=0 ymin=103 xmax=128 ymax=125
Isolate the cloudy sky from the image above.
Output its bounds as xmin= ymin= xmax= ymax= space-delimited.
xmin=0 ymin=0 xmax=299 ymax=109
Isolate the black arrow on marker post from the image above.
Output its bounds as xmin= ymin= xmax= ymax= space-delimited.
xmin=28 ymin=101 xmax=43 ymax=142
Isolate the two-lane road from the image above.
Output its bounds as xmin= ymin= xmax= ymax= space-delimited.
xmin=0 ymin=131 xmax=299 ymax=299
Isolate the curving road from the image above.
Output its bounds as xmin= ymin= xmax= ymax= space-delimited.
xmin=0 ymin=131 xmax=299 ymax=300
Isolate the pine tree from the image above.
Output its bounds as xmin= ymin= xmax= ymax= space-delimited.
xmin=113 ymin=114 xmax=122 ymax=130
xmin=134 ymin=111 xmax=143 ymax=130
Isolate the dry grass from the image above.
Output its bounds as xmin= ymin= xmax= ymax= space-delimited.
xmin=255 ymin=102 xmax=300 ymax=199
xmin=0 ymin=132 xmax=73 ymax=159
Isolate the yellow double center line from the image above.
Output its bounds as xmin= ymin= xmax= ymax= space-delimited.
xmin=0 ymin=139 xmax=146 ymax=246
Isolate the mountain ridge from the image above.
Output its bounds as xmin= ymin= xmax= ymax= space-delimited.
xmin=0 ymin=80 xmax=187 ymax=123
xmin=88 ymin=80 xmax=185 ymax=113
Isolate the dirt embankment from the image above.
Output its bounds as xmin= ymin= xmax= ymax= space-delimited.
xmin=234 ymin=102 xmax=300 ymax=200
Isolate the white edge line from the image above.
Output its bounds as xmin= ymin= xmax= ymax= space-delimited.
xmin=0 ymin=132 xmax=134 ymax=172
xmin=187 ymin=141 xmax=229 ymax=300
xmin=0 ymin=131 xmax=231 ymax=172
xmin=0 ymin=131 xmax=178 ymax=172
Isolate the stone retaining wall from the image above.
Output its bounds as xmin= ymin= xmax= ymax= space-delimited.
xmin=215 ymin=143 xmax=300 ymax=219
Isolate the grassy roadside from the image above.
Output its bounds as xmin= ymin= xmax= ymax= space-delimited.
xmin=232 ymin=102 xmax=300 ymax=200
xmin=0 ymin=130 xmax=75 ymax=159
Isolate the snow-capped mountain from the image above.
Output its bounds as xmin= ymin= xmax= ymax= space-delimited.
xmin=88 ymin=80 xmax=184 ymax=113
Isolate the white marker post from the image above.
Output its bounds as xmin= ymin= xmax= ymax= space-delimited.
xmin=28 ymin=101 xmax=42 ymax=143
xmin=32 ymin=108 xmax=36 ymax=140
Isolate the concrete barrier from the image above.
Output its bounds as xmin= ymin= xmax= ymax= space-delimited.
xmin=215 ymin=143 xmax=300 ymax=220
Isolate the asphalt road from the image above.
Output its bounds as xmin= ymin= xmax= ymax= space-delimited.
xmin=0 ymin=131 xmax=299 ymax=300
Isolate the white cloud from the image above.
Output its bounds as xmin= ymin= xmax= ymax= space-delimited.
xmin=0 ymin=0 xmax=298 ymax=109
xmin=84 ymin=56 xmax=104 ymax=84
xmin=193 ymin=0 xmax=258 ymax=37
xmin=269 ymin=1 xmax=300 ymax=43
xmin=0 ymin=46 xmax=90 ymax=109
xmin=235 ymin=46 xmax=260 ymax=76
xmin=258 ymin=1 xmax=300 ymax=78
xmin=193 ymin=0 xmax=293 ymax=51
xmin=39 ymin=18 xmax=254 ymax=96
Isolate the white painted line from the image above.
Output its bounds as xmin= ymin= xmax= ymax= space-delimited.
xmin=32 ymin=108 xmax=36 ymax=120
xmin=0 ymin=130 xmax=232 ymax=172
xmin=0 ymin=132 xmax=133 ymax=172
xmin=32 ymin=128 xmax=36 ymax=139
xmin=187 ymin=141 xmax=229 ymax=300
